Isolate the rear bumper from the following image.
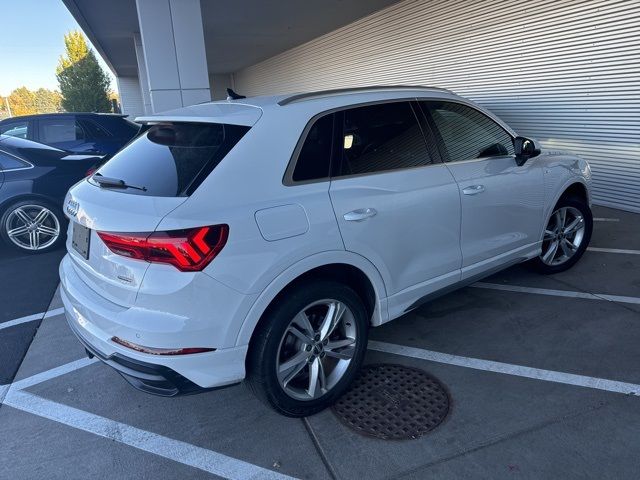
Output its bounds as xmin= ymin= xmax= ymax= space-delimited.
xmin=60 ymin=254 xmax=249 ymax=392
xmin=69 ymin=317 xmax=231 ymax=396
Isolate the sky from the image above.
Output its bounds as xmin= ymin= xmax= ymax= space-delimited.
xmin=0 ymin=0 xmax=117 ymax=96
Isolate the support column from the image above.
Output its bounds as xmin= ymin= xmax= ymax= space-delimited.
xmin=133 ymin=33 xmax=152 ymax=115
xmin=135 ymin=0 xmax=210 ymax=113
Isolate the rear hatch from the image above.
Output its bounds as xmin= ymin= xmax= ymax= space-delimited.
xmin=64 ymin=114 xmax=256 ymax=307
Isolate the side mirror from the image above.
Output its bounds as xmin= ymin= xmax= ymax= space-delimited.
xmin=514 ymin=136 xmax=541 ymax=166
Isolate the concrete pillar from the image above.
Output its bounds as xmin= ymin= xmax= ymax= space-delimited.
xmin=135 ymin=0 xmax=210 ymax=113
xmin=133 ymin=33 xmax=152 ymax=115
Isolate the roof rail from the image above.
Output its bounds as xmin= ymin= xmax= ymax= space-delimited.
xmin=278 ymin=85 xmax=454 ymax=106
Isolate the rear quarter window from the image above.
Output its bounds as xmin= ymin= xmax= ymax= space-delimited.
xmin=92 ymin=122 xmax=249 ymax=196
xmin=0 ymin=151 xmax=30 ymax=170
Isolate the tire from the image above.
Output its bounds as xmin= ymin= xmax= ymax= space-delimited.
xmin=247 ymin=280 xmax=369 ymax=417
xmin=528 ymin=196 xmax=592 ymax=274
xmin=0 ymin=199 xmax=66 ymax=254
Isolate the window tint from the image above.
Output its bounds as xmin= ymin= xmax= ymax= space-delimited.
xmin=338 ymin=102 xmax=432 ymax=177
xmin=38 ymin=118 xmax=85 ymax=143
xmin=292 ymin=114 xmax=334 ymax=182
xmin=0 ymin=151 xmax=29 ymax=170
xmin=122 ymin=119 xmax=141 ymax=135
xmin=423 ymin=101 xmax=514 ymax=162
xmin=94 ymin=122 xmax=250 ymax=196
xmin=79 ymin=119 xmax=111 ymax=139
xmin=0 ymin=121 xmax=29 ymax=139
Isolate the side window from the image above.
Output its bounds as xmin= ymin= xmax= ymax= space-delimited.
xmin=0 ymin=151 xmax=30 ymax=170
xmin=337 ymin=102 xmax=432 ymax=177
xmin=0 ymin=121 xmax=29 ymax=139
xmin=79 ymin=119 xmax=111 ymax=139
xmin=423 ymin=101 xmax=514 ymax=162
xmin=38 ymin=118 xmax=85 ymax=144
xmin=292 ymin=114 xmax=334 ymax=182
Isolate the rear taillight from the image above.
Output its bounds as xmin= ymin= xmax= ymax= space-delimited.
xmin=97 ymin=225 xmax=228 ymax=272
xmin=85 ymin=166 xmax=98 ymax=177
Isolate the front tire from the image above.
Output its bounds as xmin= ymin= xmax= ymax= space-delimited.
xmin=529 ymin=197 xmax=592 ymax=274
xmin=0 ymin=199 xmax=65 ymax=253
xmin=247 ymin=280 xmax=369 ymax=417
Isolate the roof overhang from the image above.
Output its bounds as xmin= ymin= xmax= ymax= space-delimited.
xmin=62 ymin=0 xmax=401 ymax=77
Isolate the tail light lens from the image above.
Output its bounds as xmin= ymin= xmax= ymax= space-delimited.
xmin=85 ymin=166 xmax=98 ymax=177
xmin=97 ymin=225 xmax=228 ymax=272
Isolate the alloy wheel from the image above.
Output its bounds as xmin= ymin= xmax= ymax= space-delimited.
xmin=5 ymin=205 xmax=60 ymax=251
xmin=540 ymin=206 xmax=585 ymax=266
xmin=276 ymin=299 xmax=357 ymax=401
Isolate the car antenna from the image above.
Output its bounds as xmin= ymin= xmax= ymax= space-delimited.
xmin=226 ymin=88 xmax=246 ymax=100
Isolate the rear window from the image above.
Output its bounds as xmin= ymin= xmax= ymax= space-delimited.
xmin=92 ymin=122 xmax=249 ymax=196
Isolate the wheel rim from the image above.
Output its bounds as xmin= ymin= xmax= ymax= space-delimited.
xmin=276 ymin=299 xmax=357 ymax=401
xmin=5 ymin=204 xmax=60 ymax=251
xmin=540 ymin=206 xmax=585 ymax=266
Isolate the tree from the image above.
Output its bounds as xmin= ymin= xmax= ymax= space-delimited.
xmin=56 ymin=31 xmax=111 ymax=112
xmin=4 ymin=87 xmax=63 ymax=116
xmin=7 ymin=87 xmax=37 ymax=116
xmin=34 ymin=88 xmax=63 ymax=113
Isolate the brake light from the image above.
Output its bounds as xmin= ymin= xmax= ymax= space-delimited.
xmin=97 ymin=225 xmax=228 ymax=272
xmin=85 ymin=166 xmax=98 ymax=177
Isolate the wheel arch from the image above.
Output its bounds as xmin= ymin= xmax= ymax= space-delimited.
xmin=0 ymin=193 xmax=63 ymax=216
xmin=559 ymin=182 xmax=589 ymax=205
xmin=542 ymin=179 xmax=591 ymax=240
xmin=236 ymin=251 xmax=388 ymax=347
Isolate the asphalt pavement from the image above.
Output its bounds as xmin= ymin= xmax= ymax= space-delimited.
xmin=1 ymin=206 xmax=639 ymax=479
xmin=0 ymin=245 xmax=65 ymax=384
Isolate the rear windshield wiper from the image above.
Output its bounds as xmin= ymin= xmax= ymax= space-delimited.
xmin=92 ymin=173 xmax=147 ymax=192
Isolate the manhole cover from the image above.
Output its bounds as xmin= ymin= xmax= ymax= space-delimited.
xmin=332 ymin=364 xmax=450 ymax=440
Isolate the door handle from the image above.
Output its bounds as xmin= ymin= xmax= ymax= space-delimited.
xmin=462 ymin=185 xmax=485 ymax=195
xmin=343 ymin=208 xmax=377 ymax=222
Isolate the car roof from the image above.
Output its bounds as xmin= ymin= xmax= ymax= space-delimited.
xmin=0 ymin=113 xmax=129 ymax=122
xmin=136 ymin=85 xmax=460 ymax=126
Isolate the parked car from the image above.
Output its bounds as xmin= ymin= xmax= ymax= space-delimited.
xmin=60 ymin=86 xmax=593 ymax=416
xmin=0 ymin=113 xmax=139 ymax=157
xmin=0 ymin=135 xmax=102 ymax=253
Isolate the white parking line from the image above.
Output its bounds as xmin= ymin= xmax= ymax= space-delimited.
xmin=10 ymin=357 xmax=97 ymax=391
xmin=588 ymin=247 xmax=640 ymax=255
xmin=4 ymin=389 xmax=294 ymax=480
xmin=1 ymin=357 xmax=295 ymax=480
xmin=368 ymin=341 xmax=640 ymax=396
xmin=0 ymin=384 xmax=9 ymax=404
xmin=472 ymin=282 xmax=640 ymax=305
xmin=0 ymin=307 xmax=64 ymax=331
xmin=593 ymin=217 xmax=620 ymax=222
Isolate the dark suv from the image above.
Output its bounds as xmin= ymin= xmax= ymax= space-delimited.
xmin=0 ymin=113 xmax=139 ymax=157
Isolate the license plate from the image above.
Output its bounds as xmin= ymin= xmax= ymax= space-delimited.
xmin=72 ymin=222 xmax=91 ymax=259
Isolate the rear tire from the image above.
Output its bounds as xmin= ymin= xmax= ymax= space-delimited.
xmin=0 ymin=199 xmax=65 ymax=254
xmin=247 ymin=280 xmax=369 ymax=417
xmin=528 ymin=197 xmax=592 ymax=274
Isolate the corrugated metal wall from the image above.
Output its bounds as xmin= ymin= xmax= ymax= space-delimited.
xmin=234 ymin=0 xmax=640 ymax=212
xmin=116 ymin=76 xmax=145 ymax=119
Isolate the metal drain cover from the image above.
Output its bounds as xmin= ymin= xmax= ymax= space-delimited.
xmin=332 ymin=364 xmax=450 ymax=440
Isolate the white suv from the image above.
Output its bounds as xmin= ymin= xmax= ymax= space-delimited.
xmin=60 ymin=86 xmax=593 ymax=416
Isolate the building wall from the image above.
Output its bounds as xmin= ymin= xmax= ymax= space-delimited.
xmin=116 ymin=76 xmax=145 ymax=120
xmin=209 ymin=74 xmax=233 ymax=100
xmin=234 ymin=0 xmax=640 ymax=212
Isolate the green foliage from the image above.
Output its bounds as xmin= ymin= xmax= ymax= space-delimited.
xmin=34 ymin=88 xmax=63 ymax=113
xmin=56 ymin=31 xmax=111 ymax=112
xmin=5 ymin=87 xmax=63 ymax=116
